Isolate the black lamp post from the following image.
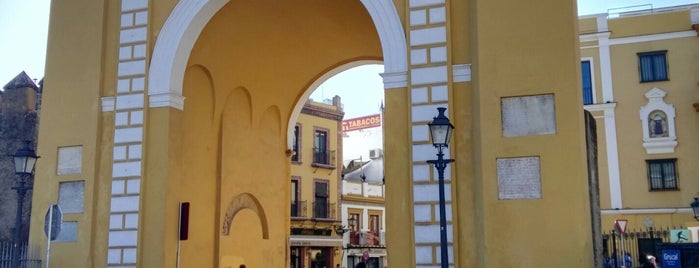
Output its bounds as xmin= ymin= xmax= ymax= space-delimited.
xmin=10 ymin=141 xmax=38 ymax=268
xmin=426 ymin=107 xmax=454 ymax=268
xmin=691 ymin=197 xmax=699 ymax=221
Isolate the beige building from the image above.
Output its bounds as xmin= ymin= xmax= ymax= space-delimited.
xmin=289 ymin=97 xmax=344 ymax=268
xmin=31 ymin=0 xmax=593 ymax=267
xmin=579 ymin=5 xmax=699 ymax=230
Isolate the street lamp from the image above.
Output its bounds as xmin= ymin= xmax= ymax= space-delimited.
xmin=10 ymin=141 xmax=38 ymax=268
xmin=691 ymin=197 xmax=699 ymax=221
xmin=426 ymin=107 xmax=454 ymax=268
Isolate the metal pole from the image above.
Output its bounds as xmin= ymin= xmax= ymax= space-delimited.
xmin=46 ymin=204 xmax=53 ymax=268
xmin=428 ymin=145 xmax=453 ymax=268
xmin=611 ymin=230 xmax=618 ymax=268
xmin=11 ymin=178 xmax=30 ymax=268
xmin=649 ymin=227 xmax=655 ymax=258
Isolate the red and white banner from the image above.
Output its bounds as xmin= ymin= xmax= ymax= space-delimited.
xmin=342 ymin=114 xmax=381 ymax=132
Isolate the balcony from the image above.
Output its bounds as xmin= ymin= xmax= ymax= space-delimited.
xmin=312 ymin=201 xmax=337 ymax=220
xmin=349 ymin=231 xmax=385 ymax=247
xmin=312 ymin=147 xmax=336 ymax=168
xmin=291 ymin=200 xmax=307 ymax=218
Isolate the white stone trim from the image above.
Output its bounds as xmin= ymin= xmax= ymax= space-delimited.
xmin=581 ymin=31 xmax=696 ymax=45
xmin=414 ymin=204 xmax=431 ymax=222
xmin=101 ymin=97 xmax=116 ymax=112
xmin=431 ymin=85 xmax=448 ymax=101
xmin=430 ymin=47 xmax=446 ymax=63
xmin=412 ymin=164 xmax=430 ymax=182
xmin=597 ymin=33 xmax=614 ymax=103
xmin=116 ymin=94 xmax=145 ymax=110
xmin=411 ymin=66 xmax=448 ymax=85
xmin=410 ymin=27 xmax=447 ymax=46
xmin=596 ymin=14 xmax=608 ymax=32
xmin=610 ymin=30 xmax=696 ymax=45
xmin=112 ymin=161 xmax=142 ymax=178
xmin=601 ymin=208 xmax=691 ymax=215
xmin=114 ymin=127 xmax=143 ymax=143
xmin=640 ymin=87 xmax=677 ymax=154
xmin=585 ymin=102 xmax=623 ymax=209
xmin=411 ymin=87 xmax=428 ymax=104
xmin=411 ymin=104 xmax=445 ymax=122
xmin=120 ymin=28 xmax=148 ymax=44
xmin=118 ymin=60 xmax=146 ymax=77
xmin=149 ymin=0 xmax=408 ymax=108
xmin=409 ymin=0 xmax=444 ymax=8
xmin=110 ymin=196 xmax=140 ymax=212
xmin=411 ymin=48 xmax=428 ymax=65
xmin=429 ymin=7 xmax=446 ymax=24
xmin=410 ymin=10 xmax=427 ymax=26
xmin=603 ymin=106 xmax=622 ymax=209
xmin=380 ymin=71 xmax=408 ymax=89
xmin=122 ymin=0 xmax=147 ymax=11
xmin=452 ymin=64 xmax=471 ymax=82
xmin=692 ymin=7 xmax=699 ymax=24
xmin=149 ymin=92 xmax=185 ymax=110
xmin=583 ymin=102 xmax=616 ymax=112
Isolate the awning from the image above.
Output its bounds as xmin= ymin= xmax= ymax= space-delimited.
xmin=289 ymin=236 xmax=343 ymax=247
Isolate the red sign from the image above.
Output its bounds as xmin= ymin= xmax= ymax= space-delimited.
xmin=342 ymin=114 xmax=381 ymax=132
xmin=615 ymin=219 xmax=628 ymax=235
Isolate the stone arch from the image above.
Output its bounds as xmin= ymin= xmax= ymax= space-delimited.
xmin=148 ymin=0 xmax=407 ymax=110
xmin=286 ymin=60 xmax=383 ymax=149
xmin=221 ymin=193 xmax=269 ymax=239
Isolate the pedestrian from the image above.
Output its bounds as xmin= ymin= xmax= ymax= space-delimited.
xmin=643 ymin=255 xmax=658 ymax=268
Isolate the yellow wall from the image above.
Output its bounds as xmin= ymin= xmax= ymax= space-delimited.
xmin=471 ymin=0 xmax=592 ymax=266
xmin=32 ymin=0 xmax=598 ymax=267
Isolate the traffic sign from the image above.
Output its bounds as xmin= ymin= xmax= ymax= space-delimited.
xmin=44 ymin=204 xmax=63 ymax=241
xmin=615 ymin=219 xmax=628 ymax=235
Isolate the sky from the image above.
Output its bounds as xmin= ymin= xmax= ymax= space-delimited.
xmin=1 ymin=0 xmax=698 ymax=86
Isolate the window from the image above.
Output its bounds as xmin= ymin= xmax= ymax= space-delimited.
xmin=291 ymin=178 xmax=300 ymax=217
xmin=647 ymin=159 xmax=677 ymax=190
xmin=639 ymin=51 xmax=668 ymax=82
xmin=314 ymin=181 xmax=329 ymax=218
xmin=581 ymin=60 xmax=593 ymax=105
xmin=369 ymin=214 xmax=380 ymax=234
xmin=314 ymin=129 xmax=328 ymax=164
xmin=291 ymin=125 xmax=300 ymax=162
xmin=349 ymin=213 xmax=361 ymax=245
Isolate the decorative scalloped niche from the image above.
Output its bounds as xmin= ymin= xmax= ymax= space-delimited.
xmin=639 ymin=87 xmax=677 ymax=154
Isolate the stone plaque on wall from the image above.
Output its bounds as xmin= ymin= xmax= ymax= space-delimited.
xmin=501 ymin=94 xmax=556 ymax=137
xmin=57 ymin=146 xmax=82 ymax=175
xmin=497 ymin=156 xmax=541 ymax=200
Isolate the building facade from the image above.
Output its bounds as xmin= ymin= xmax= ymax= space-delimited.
xmin=290 ymin=97 xmax=344 ymax=268
xmin=579 ymin=5 xmax=699 ymax=230
xmin=341 ymin=149 xmax=386 ymax=268
xmin=31 ymin=0 xmax=592 ymax=267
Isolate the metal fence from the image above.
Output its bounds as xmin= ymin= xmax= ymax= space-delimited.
xmin=0 ymin=242 xmax=41 ymax=268
xmin=603 ymin=226 xmax=681 ymax=268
